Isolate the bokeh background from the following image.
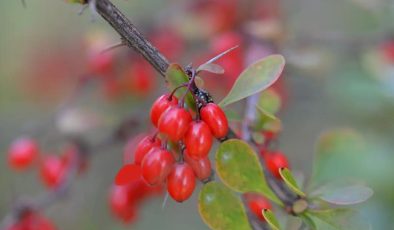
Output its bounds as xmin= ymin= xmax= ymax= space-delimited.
xmin=1 ymin=0 xmax=394 ymax=229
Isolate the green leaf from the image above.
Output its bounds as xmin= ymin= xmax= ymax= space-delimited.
xmin=299 ymin=213 xmax=317 ymax=230
xmin=224 ymin=109 xmax=242 ymax=122
xmin=198 ymin=182 xmax=251 ymax=230
xmin=258 ymin=89 xmax=282 ymax=114
xmin=310 ymin=129 xmax=365 ymax=187
xmin=219 ymin=55 xmax=285 ymax=107
xmin=279 ymin=168 xmax=306 ymax=197
xmin=318 ymin=185 xmax=373 ymax=206
xmin=309 ymin=209 xmax=371 ymax=230
xmin=254 ymin=105 xmax=282 ymax=132
xmin=255 ymin=105 xmax=278 ymax=122
xmin=165 ymin=63 xmax=196 ymax=111
xmin=215 ymin=139 xmax=282 ymax=205
xmin=262 ymin=209 xmax=281 ymax=230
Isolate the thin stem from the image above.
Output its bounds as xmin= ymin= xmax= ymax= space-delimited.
xmin=169 ymin=83 xmax=188 ymax=100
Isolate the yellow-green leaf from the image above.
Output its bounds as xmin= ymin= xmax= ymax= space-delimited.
xmin=219 ymin=55 xmax=285 ymax=107
xmin=279 ymin=168 xmax=306 ymax=197
xmin=262 ymin=209 xmax=281 ymax=230
xmin=215 ymin=139 xmax=282 ymax=205
xmin=198 ymin=182 xmax=251 ymax=230
xmin=258 ymin=89 xmax=282 ymax=114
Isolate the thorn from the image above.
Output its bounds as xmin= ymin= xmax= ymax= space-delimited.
xmin=100 ymin=40 xmax=127 ymax=54
xmin=78 ymin=4 xmax=89 ymax=16
xmin=204 ymin=45 xmax=239 ymax=65
xmin=79 ymin=0 xmax=98 ymax=21
xmin=161 ymin=191 xmax=170 ymax=210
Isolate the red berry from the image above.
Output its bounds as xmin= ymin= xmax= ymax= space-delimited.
xmin=8 ymin=137 xmax=39 ymax=170
xmin=184 ymin=121 xmax=213 ymax=159
xmin=244 ymin=193 xmax=272 ymax=221
xmin=141 ymin=148 xmax=175 ymax=185
xmin=381 ymin=41 xmax=394 ymax=62
xmin=158 ymin=107 xmax=192 ymax=141
xmin=61 ymin=145 xmax=87 ymax=174
xmin=39 ymin=155 xmax=66 ymax=188
xmin=109 ymin=185 xmax=138 ymax=223
xmin=150 ymin=28 xmax=184 ymax=60
xmin=122 ymin=60 xmax=156 ymax=96
xmin=265 ymin=152 xmax=289 ymax=178
xmin=133 ymin=136 xmax=161 ymax=165
xmin=167 ymin=163 xmax=196 ymax=202
xmin=115 ymin=164 xmax=142 ymax=186
xmin=200 ymin=103 xmax=229 ymax=138
xmin=88 ymin=52 xmax=113 ymax=76
xmin=8 ymin=212 xmax=56 ymax=230
xmin=184 ymin=151 xmax=212 ymax=181
xmin=150 ymin=94 xmax=178 ymax=127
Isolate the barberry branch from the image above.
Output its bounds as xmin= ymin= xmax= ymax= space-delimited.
xmin=1 ymin=1 xmax=297 ymax=229
xmin=95 ymin=0 xmax=169 ymax=76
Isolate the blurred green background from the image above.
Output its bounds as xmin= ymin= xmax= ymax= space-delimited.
xmin=1 ymin=0 xmax=394 ymax=229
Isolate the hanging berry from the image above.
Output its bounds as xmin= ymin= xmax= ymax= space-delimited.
xmin=167 ymin=163 xmax=196 ymax=202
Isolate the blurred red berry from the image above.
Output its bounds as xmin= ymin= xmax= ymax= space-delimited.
xmin=109 ymin=185 xmax=138 ymax=223
xmin=210 ymin=32 xmax=244 ymax=87
xmin=123 ymin=134 xmax=145 ymax=164
xmin=7 ymin=212 xmax=56 ymax=230
xmin=8 ymin=138 xmax=39 ymax=170
xmin=39 ymin=155 xmax=66 ymax=188
xmin=265 ymin=152 xmax=289 ymax=178
xmin=88 ymin=52 xmax=113 ymax=76
xmin=381 ymin=41 xmax=394 ymax=63
xmin=244 ymin=193 xmax=272 ymax=221
xmin=122 ymin=61 xmax=156 ymax=96
xmin=151 ymin=28 xmax=184 ymax=60
xmin=115 ymin=164 xmax=142 ymax=186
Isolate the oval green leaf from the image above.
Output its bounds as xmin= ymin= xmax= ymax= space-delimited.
xmin=165 ymin=63 xmax=196 ymax=111
xmin=279 ymin=168 xmax=306 ymax=197
xmin=310 ymin=129 xmax=365 ymax=188
xmin=258 ymin=89 xmax=282 ymax=114
xmin=262 ymin=209 xmax=281 ymax=230
xmin=254 ymin=105 xmax=282 ymax=132
xmin=309 ymin=209 xmax=371 ymax=230
xmin=318 ymin=185 xmax=373 ymax=206
xmin=299 ymin=213 xmax=317 ymax=230
xmin=215 ymin=139 xmax=281 ymax=205
xmin=218 ymin=55 xmax=285 ymax=107
xmin=198 ymin=181 xmax=251 ymax=230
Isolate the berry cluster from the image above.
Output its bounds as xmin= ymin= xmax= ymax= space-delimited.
xmin=8 ymin=138 xmax=86 ymax=189
xmin=109 ymin=178 xmax=162 ymax=223
xmin=115 ymin=91 xmax=229 ymax=203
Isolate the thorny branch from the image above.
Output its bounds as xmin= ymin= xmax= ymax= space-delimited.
xmin=1 ymin=0 xmax=300 ymax=229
